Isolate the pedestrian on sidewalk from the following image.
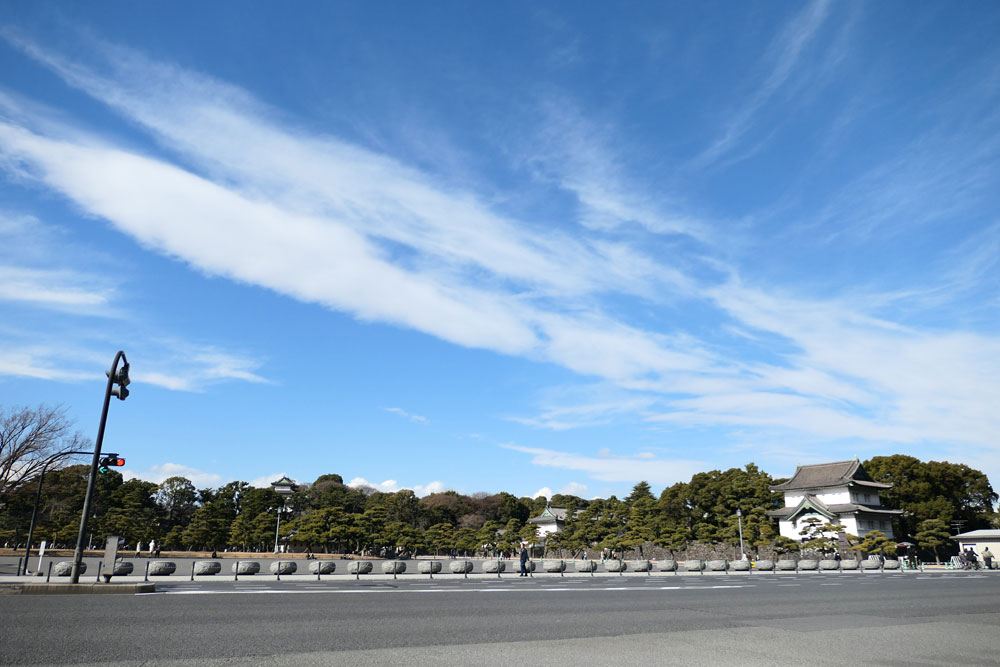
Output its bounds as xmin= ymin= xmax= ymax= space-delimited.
xmin=519 ymin=544 xmax=529 ymax=576
xmin=983 ymin=547 xmax=994 ymax=570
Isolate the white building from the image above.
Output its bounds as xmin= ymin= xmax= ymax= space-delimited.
xmin=953 ymin=529 xmax=1000 ymax=564
xmin=768 ymin=460 xmax=903 ymax=541
xmin=528 ymin=506 xmax=570 ymax=537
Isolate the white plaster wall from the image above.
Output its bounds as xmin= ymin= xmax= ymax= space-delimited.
xmin=816 ymin=489 xmax=850 ymax=505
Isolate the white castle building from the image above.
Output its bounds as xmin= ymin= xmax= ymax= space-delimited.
xmin=767 ymin=460 xmax=903 ymax=540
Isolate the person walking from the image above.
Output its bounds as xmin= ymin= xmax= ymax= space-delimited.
xmin=983 ymin=547 xmax=993 ymax=570
xmin=519 ymin=544 xmax=529 ymax=577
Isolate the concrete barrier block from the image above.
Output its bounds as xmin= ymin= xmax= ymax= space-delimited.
xmin=706 ymin=559 xmax=728 ymax=571
xmin=232 ymin=561 xmax=260 ymax=575
xmin=754 ymin=559 xmax=775 ymax=571
xmin=348 ymin=561 xmax=373 ymax=575
xmin=542 ymin=560 xmax=566 ymax=573
xmin=731 ymin=560 xmax=751 ymax=571
xmin=381 ymin=560 xmax=406 ymax=574
xmin=861 ymin=559 xmax=882 ymax=570
xmin=840 ymin=559 xmax=859 ymax=570
xmin=576 ymin=560 xmax=598 ymax=572
xmin=776 ymin=559 xmax=798 ymax=571
xmin=484 ymin=560 xmax=509 ymax=573
xmin=269 ymin=561 xmax=297 ymax=575
xmin=819 ymin=559 xmax=840 ymax=570
xmin=883 ymin=559 xmax=901 ymax=570
xmin=194 ymin=560 xmax=222 ymax=575
xmin=309 ymin=560 xmax=336 ymax=574
xmin=148 ymin=561 xmax=176 ymax=576
xmin=656 ymin=559 xmax=678 ymax=572
xmin=449 ymin=560 xmax=473 ymax=574
xmin=631 ymin=560 xmax=651 ymax=572
xmin=418 ymin=561 xmax=442 ymax=574
xmin=682 ymin=559 xmax=704 ymax=572
xmin=798 ymin=559 xmax=819 ymax=571
xmin=112 ymin=561 xmax=134 ymax=576
xmin=605 ymin=560 xmax=628 ymax=572
xmin=52 ymin=561 xmax=84 ymax=576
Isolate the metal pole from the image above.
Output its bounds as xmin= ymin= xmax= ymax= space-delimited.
xmin=71 ymin=351 xmax=127 ymax=584
xmin=737 ymin=509 xmax=746 ymax=561
xmin=273 ymin=507 xmax=282 ymax=553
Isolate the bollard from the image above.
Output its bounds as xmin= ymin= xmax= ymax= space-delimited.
xmin=317 ymin=563 xmax=321 ymax=581
xmin=144 ymin=560 xmax=150 ymax=582
xmin=45 ymin=561 xmax=53 ymax=583
xmin=96 ymin=561 xmax=103 ymax=583
xmin=16 ymin=557 xmax=22 ymax=577
xmin=191 ymin=561 xmax=196 ymax=581
xmin=234 ymin=560 xmax=239 ymax=582
xmin=277 ymin=561 xmax=281 ymax=581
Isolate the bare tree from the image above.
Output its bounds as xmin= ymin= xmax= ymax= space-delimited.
xmin=0 ymin=405 xmax=90 ymax=501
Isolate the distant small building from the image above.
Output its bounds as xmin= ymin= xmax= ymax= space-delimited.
xmin=528 ymin=506 xmax=571 ymax=537
xmin=768 ymin=459 xmax=903 ymax=541
xmin=953 ymin=529 xmax=1000 ymax=561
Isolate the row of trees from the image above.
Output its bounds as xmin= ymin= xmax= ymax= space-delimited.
xmin=1 ymin=405 xmax=997 ymax=560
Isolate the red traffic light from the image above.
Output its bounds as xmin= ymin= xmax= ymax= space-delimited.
xmin=98 ymin=454 xmax=126 ymax=473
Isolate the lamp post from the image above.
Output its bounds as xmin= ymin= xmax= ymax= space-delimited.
xmin=19 ymin=449 xmax=94 ymax=576
xmin=71 ymin=351 xmax=130 ymax=584
xmin=270 ymin=477 xmax=297 ymax=553
xmin=736 ymin=508 xmax=746 ymax=561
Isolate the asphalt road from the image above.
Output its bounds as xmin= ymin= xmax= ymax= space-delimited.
xmin=2 ymin=571 xmax=998 ymax=666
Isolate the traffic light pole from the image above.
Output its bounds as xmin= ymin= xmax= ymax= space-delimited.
xmin=71 ymin=350 xmax=128 ymax=584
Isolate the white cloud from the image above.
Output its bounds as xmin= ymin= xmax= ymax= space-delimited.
xmin=383 ymin=407 xmax=429 ymax=425
xmin=532 ymin=487 xmax=553 ymax=500
xmin=346 ymin=477 xmax=445 ymax=497
xmin=503 ymin=444 xmax=706 ymax=485
xmin=124 ymin=462 xmax=222 ymax=487
xmin=532 ymin=482 xmax=589 ymax=500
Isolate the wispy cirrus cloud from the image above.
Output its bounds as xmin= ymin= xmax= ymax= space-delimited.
xmin=502 ymin=443 xmax=706 ymax=485
xmin=383 ymin=407 xmax=429 ymax=425
xmin=695 ymin=0 xmax=834 ymax=167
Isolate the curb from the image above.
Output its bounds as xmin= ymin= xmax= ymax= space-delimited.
xmin=0 ymin=583 xmax=156 ymax=595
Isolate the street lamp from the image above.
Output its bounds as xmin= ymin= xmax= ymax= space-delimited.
xmin=71 ymin=351 xmax=130 ymax=584
xmin=736 ymin=508 xmax=746 ymax=561
xmin=19 ymin=449 xmax=94 ymax=576
xmin=270 ymin=476 xmax=298 ymax=553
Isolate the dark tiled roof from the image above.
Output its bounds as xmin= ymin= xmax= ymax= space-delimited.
xmin=770 ymin=460 xmax=892 ymax=492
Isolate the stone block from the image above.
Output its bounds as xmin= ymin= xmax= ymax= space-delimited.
xmin=576 ymin=560 xmax=598 ymax=572
xmin=269 ymin=561 xmax=297 ymax=575
xmin=309 ymin=560 xmax=336 ymax=574
xmin=232 ymin=561 xmax=260 ymax=575
xmin=148 ymin=561 xmax=176 ymax=576
xmin=605 ymin=560 xmax=628 ymax=572
xmin=484 ymin=560 xmax=508 ymax=573
xmin=861 ymin=559 xmax=882 ymax=570
xmin=381 ymin=560 xmax=406 ymax=574
xmin=776 ymin=559 xmax=798 ymax=571
xmin=754 ymin=559 xmax=775 ymax=571
xmin=798 ymin=559 xmax=819 ymax=571
xmin=631 ymin=560 xmax=651 ymax=572
xmin=883 ymin=559 xmax=901 ymax=570
xmin=418 ymin=561 xmax=442 ymax=574
xmin=449 ymin=560 xmax=473 ymax=574
xmin=194 ymin=560 xmax=222 ymax=575
xmin=840 ymin=559 xmax=859 ymax=570
xmin=819 ymin=559 xmax=840 ymax=570
xmin=730 ymin=560 xmax=750 ymax=571
xmin=682 ymin=559 xmax=704 ymax=572
xmin=111 ymin=561 xmax=134 ymax=576
xmin=656 ymin=559 xmax=678 ymax=572
xmin=52 ymin=561 xmax=84 ymax=576
xmin=542 ymin=560 xmax=566 ymax=573
xmin=348 ymin=560 xmax=373 ymax=575
xmin=706 ymin=559 xmax=728 ymax=571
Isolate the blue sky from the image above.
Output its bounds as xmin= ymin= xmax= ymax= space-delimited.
xmin=1 ymin=2 xmax=998 ymax=500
